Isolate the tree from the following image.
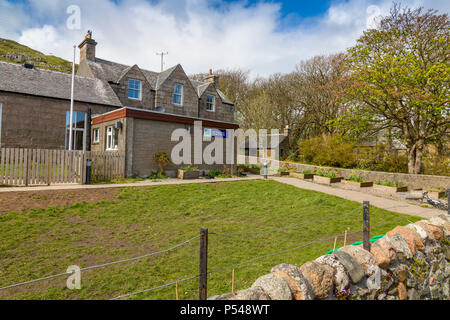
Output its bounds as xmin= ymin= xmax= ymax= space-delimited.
xmin=293 ymin=53 xmax=350 ymax=139
xmin=343 ymin=4 xmax=449 ymax=174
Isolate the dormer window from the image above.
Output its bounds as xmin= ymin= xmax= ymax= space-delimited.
xmin=128 ymin=79 xmax=142 ymax=100
xmin=173 ymin=83 xmax=183 ymax=106
xmin=206 ymin=95 xmax=215 ymax=112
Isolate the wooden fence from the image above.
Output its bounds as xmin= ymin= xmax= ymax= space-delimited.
xmin=0 ymin=148 xmax=125 ymax=186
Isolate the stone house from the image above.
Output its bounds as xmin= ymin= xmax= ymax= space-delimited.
xmin=0 ymin=32 xmax=238 ymax=177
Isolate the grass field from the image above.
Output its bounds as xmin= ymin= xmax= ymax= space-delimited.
xmin=0 ymin=180 xmax=421 ymax=300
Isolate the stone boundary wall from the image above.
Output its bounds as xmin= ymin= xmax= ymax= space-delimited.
xmin=246 ymin=157 xmax=450 ymax=190
xmin=209 ymin=215 xmax=450 ymax=300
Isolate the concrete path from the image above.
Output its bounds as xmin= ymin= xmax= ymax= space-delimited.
xmin=0 ymin=175 xmax=263 ymax=193
xmin=273 ymin=177 xmax=444 ymax=219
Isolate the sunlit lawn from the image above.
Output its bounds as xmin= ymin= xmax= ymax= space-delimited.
xmin=0 ymin=180 xmax=421 ymax=300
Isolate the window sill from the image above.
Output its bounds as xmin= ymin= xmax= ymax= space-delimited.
xmin=128 ymin=97 xmax=142 ymax=101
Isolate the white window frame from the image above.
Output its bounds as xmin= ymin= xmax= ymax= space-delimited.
xmin=206 ymin=95 xmax=215 ymax=112
xmin=65 ymin=111 xmax=87 ymax=151
xmin=106 ymin=126 xmax=118 ymax=151
xmin=173 ymin=83 xmax=183 ymax=106
xmin=93 ymin=128 xmax=100 ymax=143
xmin=128 ymin=79 xmax=142 ymax=101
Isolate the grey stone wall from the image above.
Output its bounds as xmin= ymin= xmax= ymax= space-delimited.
xmin=257 ymin=158 xmax=450 ymax=190
xmin=210 ymin=215 xmax=450 ymax=300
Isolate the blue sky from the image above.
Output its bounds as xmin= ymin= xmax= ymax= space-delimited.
xmin=0 ymin=0 xmax=448 ymax=76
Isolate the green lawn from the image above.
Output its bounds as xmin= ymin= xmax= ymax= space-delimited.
xmin=0 ymin=180 xmax=421 ymax=300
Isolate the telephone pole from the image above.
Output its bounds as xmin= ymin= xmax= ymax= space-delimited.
xmin=156 ymin=52 xmax=168 ymax=72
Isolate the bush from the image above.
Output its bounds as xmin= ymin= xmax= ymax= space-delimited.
xmin=298 ymin=135 xmax=357 ymax=169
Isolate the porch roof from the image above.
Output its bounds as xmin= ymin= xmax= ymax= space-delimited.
xmin=92 ymin=107 xmax=240 ymax=130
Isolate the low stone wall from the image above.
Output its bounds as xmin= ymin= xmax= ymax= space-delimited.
xmin=209 ymin=215 xmax=450 ymax=300
xmin=252 ymin=157 xmax=450 ymax=190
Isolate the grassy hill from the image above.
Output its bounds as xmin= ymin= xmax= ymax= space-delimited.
xmin=0 ymin=38 xmax=74 ymax=73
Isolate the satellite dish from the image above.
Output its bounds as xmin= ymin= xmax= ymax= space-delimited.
xmin=155 ymin=106 xmax=165 ymax=112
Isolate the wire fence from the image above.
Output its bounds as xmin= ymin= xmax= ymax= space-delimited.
xmin=0 ymin=202 xmax=392 ymax=300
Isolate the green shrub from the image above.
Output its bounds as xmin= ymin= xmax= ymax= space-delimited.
xmin=298 ymin=135 xmax=357 ymax=169
xmin=375 ymin=179 xmax=403 ymax=187
xmin=315 ymin=168 xmax=338 ymax=178
xmin=180 ymin=165 xmax=199 ymax=172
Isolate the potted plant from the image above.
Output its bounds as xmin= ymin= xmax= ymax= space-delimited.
xmin=341 ymin=171 xmax=373 ymax=188
xmin=313 ymin=168 xmax=343 ymax=185
xmin=177 ymin=165 xmax=200 ymax=180
xmin=289 ymin=169 xmax=314 ymax=180
xmin=274 ymin=167 xmax=289 ymax=177
xmin=373 ymin=179 xmax=408 ymax=193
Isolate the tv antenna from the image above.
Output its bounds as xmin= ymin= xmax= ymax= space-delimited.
xmin=156 ymin=52 xmax=168 ymax=72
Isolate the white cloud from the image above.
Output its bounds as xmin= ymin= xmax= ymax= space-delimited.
xmin=0 ymin=0 xmax=448 ymax=77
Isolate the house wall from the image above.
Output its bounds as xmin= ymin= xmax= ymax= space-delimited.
xmin=110 ymin=66 xmax=155 ymax=110
xmin=198 ymin=88 xmax=234 ymax=123
xmin=155 ymin=66 xmax=199 ymax=118
xmin=93 ymin=116 xmax=238 ymax=178
xmin=0 ymin=91 xmax=115 ymax=149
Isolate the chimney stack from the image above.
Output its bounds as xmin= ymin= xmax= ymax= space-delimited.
xmin=203 ymin=69 xmax=219 ymax=88
xmin=78 ymin=30 xmax=97 ymax=61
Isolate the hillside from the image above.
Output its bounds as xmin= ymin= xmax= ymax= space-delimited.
xmin=0 ymin=38 xmax=74 ymax=73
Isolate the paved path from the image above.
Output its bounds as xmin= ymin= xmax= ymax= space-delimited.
xmin=273 ymin=177 xmax=444 ymax=219
xmin=0 ymin=176 xmax=262 ymax=193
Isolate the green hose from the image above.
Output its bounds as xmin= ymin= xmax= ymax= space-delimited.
xmin=326 ymin=234 xmax=385 ymax=255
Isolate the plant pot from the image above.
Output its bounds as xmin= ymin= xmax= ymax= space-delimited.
xmin=313 ymin=175 xmax=343 ymax=185
xmin=245 ymin=168 xmax=261 ymax=175
xmin=429 ymin=191 xmax=446 ymax=199
xmin=341 ymin=180 xmax=374 ymax=188
xmin=289 ymin=172 xmax=314 ymax=180
xmin=177 ymin=169 xmax=200 ymax=180
xmin=274 ymin=171 xmax=289 ymax=177
xmin=373 ymin=184 xmax=408 ymax=193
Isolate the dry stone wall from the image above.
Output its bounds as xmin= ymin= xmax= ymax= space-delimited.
xmin=209 ymin=215 xmax=450 ymax=300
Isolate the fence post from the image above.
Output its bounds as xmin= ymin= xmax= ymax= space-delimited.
xmin=363 ymin=201 xmax=370 ymax=251
xmin=199 ymin=227 xmax=208 ymax=300
xmin=447 ymin=189 xmax=450 ymax=216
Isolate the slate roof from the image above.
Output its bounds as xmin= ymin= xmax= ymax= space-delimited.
xmin=86 ymin=58 xmax=234 ymax=105
xmin=0 ymin=61 xmax=122 ymax=106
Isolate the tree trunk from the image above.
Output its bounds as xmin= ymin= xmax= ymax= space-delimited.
xmin=407 ymin=143 xmax=417 ymax=174
xmin=414 ymin=139 xmax=425 ymax=174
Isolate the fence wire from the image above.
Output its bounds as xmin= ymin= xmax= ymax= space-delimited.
xmin=0 ymin=234 xmax=200 ymax=292
xmin=210 ymin=205 xmax=362 ymax=236
xmin=110 ymin=220 xmax=395 ymax=300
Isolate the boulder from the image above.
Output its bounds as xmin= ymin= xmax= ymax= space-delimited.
xmin=398 ymin=283 xmax=407 ymax=300
xmin=315 ymin=254 xmax=350 ymax=292
xmin=271 ymin=264 xmax=314 ymax=300
xmin=339 ymin=245 xmax=377 ymax=275
xmin=386 ymin=226 xmax=424 ymax=254
xmin=251 ymin=273 xmax=292 ymax=300
xmin=370 ymin=237 xmax=397 ymax=268
xmin=406 ymin=224 xmax=428 ymax=241
xmin=333 ymin=251 xmax=365 ymax=284
xmin=299 ymin=261 xmax=334 ymax=299
xmin=414 ymin=221 xmax=444 ymax=241
xmin=407 ymin=288 xmax=420 ymax=300
xmin=428 ymin=217 xmax=450 ymax=237
xmin=208 ymin=286 xmax=271 ymax=300
xmin=387 ymin=234 xmax=413 ymax=262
